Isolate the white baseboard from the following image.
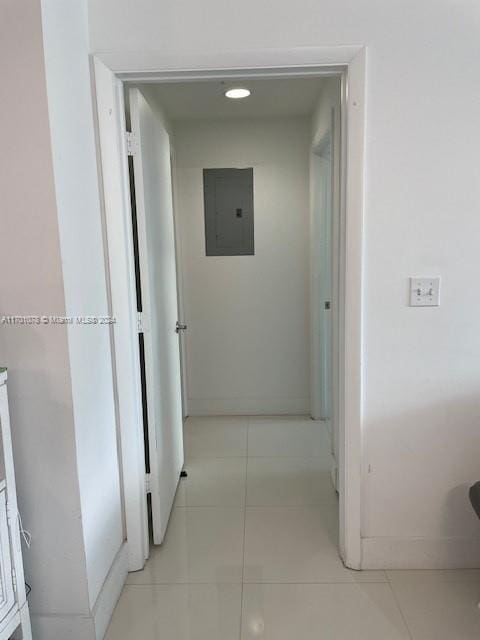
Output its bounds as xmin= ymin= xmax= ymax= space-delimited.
xmin=31 ymin=614 xmax=95 ymax=640
xmin=92 ymin=542 xmax=128 ymax=640
xmin=188 ymin=396 xmax=310 ymax=416
xmin=362 ymin=536 xmax=480 ymax=569
xmin=30 ymin=544 xmax=128 ymax=640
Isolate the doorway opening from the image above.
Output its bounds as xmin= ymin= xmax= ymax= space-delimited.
xmin=125 ymin=73 xmax=342 ymax=549
xmin=93 ymin=51 xmax=366 ymax=582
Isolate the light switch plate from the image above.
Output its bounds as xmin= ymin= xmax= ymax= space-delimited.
xmin=409 ymin=277 xmax=440 ymax=307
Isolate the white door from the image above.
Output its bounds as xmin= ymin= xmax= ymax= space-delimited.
xmin=129 ymin=88 xmax=184 ymax=544
xmin=311 ymin=130 xmax=333 ymax=421
xmin=319 ymin=142 xmax=333 ymax=419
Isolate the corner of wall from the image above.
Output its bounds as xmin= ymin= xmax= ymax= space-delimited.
xmin=92 ymin=542 xmax=128 ymax=640
xmin=40 ymin=0 xmax=124 ymax=630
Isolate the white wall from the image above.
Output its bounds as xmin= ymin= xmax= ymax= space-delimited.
xmin=0 ymin=2 xmax=126 ymax=639
xmin=41 ymin=0 xmax=125 ymax=613
xmin=0 ymin=1 xmax=92 ymax=638
xmin=173 ymin=117 xmax=311 ymax=415
xmin=88 ymin=0 xmax=480 ymax=567
xmin=4 ymin=6 xmax=475 ymax=634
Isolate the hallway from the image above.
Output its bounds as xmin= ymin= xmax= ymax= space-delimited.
xmin=105 ymin=416 xmax=480 ymax=639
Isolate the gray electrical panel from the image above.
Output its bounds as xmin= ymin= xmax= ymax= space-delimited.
xmin=203 ymin=168 xmax=254 ymax=256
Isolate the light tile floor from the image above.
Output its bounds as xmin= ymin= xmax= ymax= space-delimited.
xmin=106 ymin=416 xmax=480 ymax=639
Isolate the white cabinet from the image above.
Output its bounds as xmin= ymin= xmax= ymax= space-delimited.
xmin=0 ymin=491 xmax=16 ymax=624
xmin=0 ymin=370 xmax=31 ymax=640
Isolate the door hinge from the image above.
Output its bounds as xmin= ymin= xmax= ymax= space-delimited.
xmin=11 ymin=568 xmax=17 ymax=593
xmin=145 ymin=473 xmax=151 ymax=494
xmin=137 ymin=311 xmax=149 ymax=333
xmin=175 ymin=321 xmax=187 ymax=334
xmin=125 ymin=131 xmax=138 ymax=156
xmin=6 ymin=501 xmax=13 ymax=528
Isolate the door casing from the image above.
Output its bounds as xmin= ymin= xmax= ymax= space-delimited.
xmin=92 ymin=46 xmax=366 ymax=571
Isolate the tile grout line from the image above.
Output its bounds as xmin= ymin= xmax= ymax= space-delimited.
xmin=238 ymin=416 xmax=250 ymax=640
xmin=386 ymin=581 xmax=415 ymax=640
xmin=125 ymin=579 xmax=391 ymax=586
xmin=172 ymin=503 xmax=339 ymax=508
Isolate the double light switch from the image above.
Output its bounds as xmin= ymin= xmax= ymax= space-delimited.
xmin=409 ymin=277 xmax=440 ymax=307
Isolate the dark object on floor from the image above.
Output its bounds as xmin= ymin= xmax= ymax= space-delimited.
xmin=469 ymin=481 xmax=480 ymax=519
xmin=180 ymin=470 xmax=188 ymax=478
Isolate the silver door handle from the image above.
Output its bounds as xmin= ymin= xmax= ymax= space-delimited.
xmin=175 ymin=322 xmax=187 ymax=333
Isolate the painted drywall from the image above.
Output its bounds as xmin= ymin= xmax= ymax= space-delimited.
xmin=173 ymin=117 xmax=311 ymax=415
xmin=0 ymin=0 xmax=91 ymax=636
xmin=132 ymin=85 xmax=174 ymax=136
xmin=41 ymin=0 xmax=124 ymax=611
xmin=88 ymin=0 xmax=480 ymax=566
xmin=0 ymin=1 xmax=125 ymax=638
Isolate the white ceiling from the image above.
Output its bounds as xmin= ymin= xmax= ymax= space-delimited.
xmin=140 ymin=77 xmax=328 ymax=121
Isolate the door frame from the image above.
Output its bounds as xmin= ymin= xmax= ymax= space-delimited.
xmin=92 ymin=45 xmax=366 ymax=571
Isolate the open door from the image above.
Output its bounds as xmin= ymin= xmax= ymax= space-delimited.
xmin=129 ymin=87 xmax=184 ymax=544
xmin=318 ymin=133 xmax=333 ymax=420
xmin=311 ymin=128 xmax=333 ymax=422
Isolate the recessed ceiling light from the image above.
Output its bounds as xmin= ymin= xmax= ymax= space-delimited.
xmin=225 ymin=88 xmax=251 ymax=99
